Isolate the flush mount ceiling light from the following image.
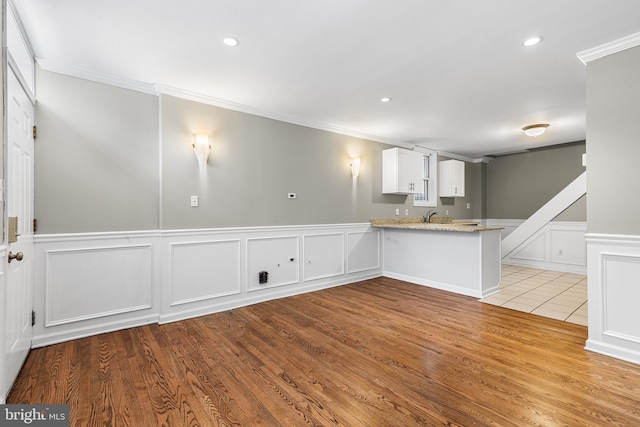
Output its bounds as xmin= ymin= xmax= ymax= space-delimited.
xmin=380 ymin=97 xmax=392 ymax=103
xmin=523 ymin=36 xmax=543 ymax=47
xmin=522 ymin=123 xmax=549 ymax=137
xmin=222 ymin=37 xmax=239 ymax=47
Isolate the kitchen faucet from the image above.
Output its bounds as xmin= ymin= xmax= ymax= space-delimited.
xmin=424 ymin=210 xmax=438 ymax=223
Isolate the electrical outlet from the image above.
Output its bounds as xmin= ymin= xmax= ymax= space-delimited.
xmin=446 ymin=210 xmax=449 ymax=215
xmin=190 ymin=195 xmax=199 ymax=207
xmin=558 ymin=249 xmax=564 ymax=256
xmin=395 ymin=208 xmax=400 ymax=216
xmin=405 ymin=209 xmax=409 ymax=216
xmin=466 ymin=203 xmax=471 ymax=209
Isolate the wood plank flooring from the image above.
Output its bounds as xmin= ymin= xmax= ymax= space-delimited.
xmin=8 ymin=277 xmax=640 ymax=426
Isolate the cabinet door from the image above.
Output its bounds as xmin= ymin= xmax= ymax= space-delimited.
xmin=439 ymin=160 xmax=465 ymax=197
xmin=398 ymin=149 xmax=423 ymax=194
xmin=382 ymin=148 xmax=423 ymax=194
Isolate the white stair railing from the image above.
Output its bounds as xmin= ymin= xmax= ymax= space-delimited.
xmin=501 ymin=171 xmax=587 ymax=258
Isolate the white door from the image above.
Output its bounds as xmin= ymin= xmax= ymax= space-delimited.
xmin=3 ymin=68 xmax=35 ymax=393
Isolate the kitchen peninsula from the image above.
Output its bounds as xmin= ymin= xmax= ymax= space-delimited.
xmin=372 ymin=218 xmax=503 ymax=298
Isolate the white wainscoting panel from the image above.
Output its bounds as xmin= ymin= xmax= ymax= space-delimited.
xmin=303 ymin=233 xmax=344 ymax=282
xmin=550 ymin=229 xmax=587 ymax=266
xmin=510 ymin=233 xmax=546 ymax=262
xmin=170 ymin=240 xmax=241 ymax=306
xmin=247 ymin=235 xmax=300 ymax=291
xmin=347 ymin=231 xmax=380 ymax=274
xmin=32 ymin=232 xmax=160 ymax=347
xmin=45 ymin=245 xmax=153 ymax=326
xmin=31 ymin=224 xmax=381 ymax=345
xmin=602 ymin=254 xmax=640 ymax=341
xmin=490 ymin=220 xmax=586 ymax=274
xmin=586 ymin=234 xmax=640 ymax=365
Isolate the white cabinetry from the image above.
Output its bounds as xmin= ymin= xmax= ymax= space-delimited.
xmin=382 ymin=148 xmax=423 ymax=194
xmin=439 ymin=159 xmax=465 ymax=197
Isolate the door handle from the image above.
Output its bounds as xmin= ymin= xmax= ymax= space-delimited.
xmin=8 ymin=251 xmax=24 ymax=263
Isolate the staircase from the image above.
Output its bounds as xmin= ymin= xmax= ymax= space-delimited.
xmin=501 ymin=172 xmax=587 ymax=258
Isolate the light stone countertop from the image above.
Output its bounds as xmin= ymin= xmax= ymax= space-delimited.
xmin=370 ymin=218 xmax=503 ymax=233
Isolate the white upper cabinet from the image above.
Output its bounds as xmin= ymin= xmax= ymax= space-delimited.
xmin=382 ymin=148 xmax=423 ymax=194
xmin=439 ymin=159 xmax=465 ymax=197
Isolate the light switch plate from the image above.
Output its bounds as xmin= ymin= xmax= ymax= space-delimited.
xmin=190 ymin=195 xmax=199 ymax=207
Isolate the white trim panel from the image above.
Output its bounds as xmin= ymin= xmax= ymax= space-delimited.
xmin=44 ymin=245 xmax=154 ymax=327
xmin=169 ymin=239 xmax=242 ymax=306
xmin=347 ymin=230 xmax=381 ymax=274
xmin=494 ymin=220 xmax=587 ymax=274
xmin=33 ymin=224 xmax=381 ymax=346
xmin=7 ymin=3 xmax=35 ymax=98
xmin=585 ymin=233 xmax=640 ymax=365
xmin=246 ymin=235 xmax=300 ymax=291
xmin=303 ymin=233 xmax=345 ymax=282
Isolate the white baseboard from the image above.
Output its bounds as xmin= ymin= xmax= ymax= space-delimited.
xmin=383 ymin=271 xmax=498 ymax=299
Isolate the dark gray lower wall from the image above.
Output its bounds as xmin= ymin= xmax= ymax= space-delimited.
xmin=486 ymin=142 xmax=586 ymax=220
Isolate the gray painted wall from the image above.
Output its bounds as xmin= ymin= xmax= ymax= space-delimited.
xmin=486 ymin=142 xmax=586 ymax=220
xmin=35 ymin=69 xmax=475 ymax=233
xmin=35 ymin=68 xmax=584 ymax=233
xmin=586 ymin=46 xmax=640 ymax=234
xmin=34 ymin=68 xmax=160 ymax=233
xmin=161 ymin=94 xmax=394 ymax=228
xmin=160 ymin=95 xmax=478 ymax=228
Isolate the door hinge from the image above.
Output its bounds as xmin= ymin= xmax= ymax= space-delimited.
xmin=33 ymin=125 xmax=37 ymax=140
xmin=32 ymin=310 xmax=36 ymax=326
xmin=33 ymin=218 xmax=37 ymax=233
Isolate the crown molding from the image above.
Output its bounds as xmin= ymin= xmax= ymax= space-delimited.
xmin=36 ymin=58 xmax=158 ymax=95
xmin=155 ymin=83 xmax=408 ymax=147
xmin=577 ymin=32 xmax=640 ymax=65
xmin=36 ymin=57 xmax=409 ymax=148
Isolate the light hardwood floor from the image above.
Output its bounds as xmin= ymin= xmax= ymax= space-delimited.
xmin=8 ymin=277 xmax=640 ymax=426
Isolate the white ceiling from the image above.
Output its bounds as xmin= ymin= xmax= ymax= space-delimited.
xmin=12 ymin=0 xmax=640 ymax=158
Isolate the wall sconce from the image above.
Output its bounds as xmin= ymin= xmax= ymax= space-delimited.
xmin=350 ymin=157 xmax=361 ymax=178
xmin=192 ymin=134 xmax=211 ymax=167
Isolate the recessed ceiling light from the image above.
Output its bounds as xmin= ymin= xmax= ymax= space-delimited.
xmin=222 ymin=37 xmax=239 ymax=47
xmin=523 ymin=36 xmax=543 ymax=47
xmin=380 ymin=97 xmax=392 ymax=103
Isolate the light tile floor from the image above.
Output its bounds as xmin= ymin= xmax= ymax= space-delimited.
xmin=480 ymin=264 xmax=587 ymax=326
